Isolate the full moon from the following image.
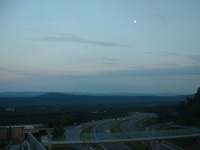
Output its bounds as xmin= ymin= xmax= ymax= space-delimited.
xmin=133 ymin=19 xmax=137 ymax=24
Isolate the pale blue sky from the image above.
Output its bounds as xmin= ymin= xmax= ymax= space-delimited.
xmin=0 ymin=0 xmax=200 ymax=93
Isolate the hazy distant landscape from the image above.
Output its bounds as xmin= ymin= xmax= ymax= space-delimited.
xmin=0 ymin=92 xmax=188 ymax=107
xmin=0 ymin=89 xmax=199 ymax=128
xmin=0 ymin=88 xmax=199 ymax=150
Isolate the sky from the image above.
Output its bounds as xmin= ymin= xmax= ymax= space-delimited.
xmin=0 ymin=0 xmax=200 ymax=94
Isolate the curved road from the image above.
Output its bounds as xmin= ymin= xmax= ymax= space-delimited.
xmin=93 ymin=119 xmax=132 ymax=150
xmin=64 ymin=112 xmax=155 ymax=150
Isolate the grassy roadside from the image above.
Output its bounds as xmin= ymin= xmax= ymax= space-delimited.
xmin=135 ymin=117 xmax=157 ymax=130
xmin=79 ymin=125 xmax=100 ymax=150
xmin=149 ymin=124 xmax=197 ymax=149
xmin=168 ymin=138 xmax=197 ymax=150
xmin=136 ymin=118 xmax=196 ymax=150
xmin=110 ymin=119 xmax=128 ymax=140
xmin=110 ymin=120 xmax=122 ymax=132
xmin=52 ymin=146 xmax=78 ymax=150
xmin=124 ymin=142 xmax=150 ymax=150
xmin=127 ymin=116 xmax=157 ymax=150
xmin=109 ymin=117 xmax=150 ymax=150
xmin=80 ymin=125 xmax=94 ymax=139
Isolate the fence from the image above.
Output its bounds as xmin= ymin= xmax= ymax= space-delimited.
xmin=27 ymin=133 xmax=46 ymax=150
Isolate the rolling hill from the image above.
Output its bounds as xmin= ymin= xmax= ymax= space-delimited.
xmin=0 ymin=92 xmax=189 ymax=107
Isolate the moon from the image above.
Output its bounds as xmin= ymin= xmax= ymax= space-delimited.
xmin=133 ymin=19 xmax=137 ymax=24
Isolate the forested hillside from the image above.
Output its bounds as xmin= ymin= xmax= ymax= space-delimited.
xmin=0 ymin=93 xmax=187 ymax=107
xmin=179 ymin=88 xmax=200 ymax=126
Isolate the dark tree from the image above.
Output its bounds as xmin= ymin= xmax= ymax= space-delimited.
xmin=194 ymin=87 xmax=200 ymax=102
xmin=179 ymin=87 xmax=200 ymax=126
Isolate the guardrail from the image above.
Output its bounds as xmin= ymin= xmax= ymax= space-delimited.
xmin=52 ymin=128 xmax=200 ymax=145
xmin=27 ymin=133 xmax=46 ymax=150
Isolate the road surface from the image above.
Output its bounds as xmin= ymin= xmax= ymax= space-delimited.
xmin=93 ymin=119 xmax=132 ymax=150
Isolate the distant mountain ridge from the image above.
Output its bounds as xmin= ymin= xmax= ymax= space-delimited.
xmin=0 ymin=92 xmax=45 ymax=97
xmin=0 ymin=92 xmax=191 ymax=108
xmin=0 ymin=92 xmax=190 ymax=97
xmin=39 ymin=92 xmax=68 ymax=97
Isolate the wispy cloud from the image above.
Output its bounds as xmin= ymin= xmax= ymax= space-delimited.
xmin=161 ymin=63 xmax=180 ymax=66
xmin=0 ymin=68 xmax=25 ymax=81
xmin=147 ymin=50 xmax=200 ymax=62
xmin=103 ymin=62 xmax=119 ymax=65
xmin=0 ymin=67 xmax=43 ymax=79
xmin=158 ymin=51 xmax=200 ymax=62
xmin=102 ymin=57 xmax=119 ymax=65
xmin=1 ymin=65 xmax=199 ymax=93
xmin=186 ymin=55 xmax=200 ymax=62
xmin=101 ymin=65 xmax=200 ymax=78
xmin=39 ymin=33 xmax=131 ymax=47
xmin=102 ymin=57 xmax=118 ymax=61
xmin=156 ymin=51 xmax=182 ymax=57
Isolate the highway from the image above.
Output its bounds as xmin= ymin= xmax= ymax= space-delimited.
xmin=63 ymin=112 xmax=164 ymax=150
xmin=63 ymin=114 xmax=145 ymax=150
xmin=120 ymin=112 xmax=150 ymax=132
xmin=64 ymin=126 xmax=84 ymax=150
xmin=120 ymin=113 xmax=151 ymax=149
xmin=146 ymin=125 xmax=184 ymax=150
xmin=57 ymin=112 xmax=200 ymax=150
xmin=121 ymin=113 xmax=185 ymax=150
xmin=90 ymin=112 xmax=154 ymax=150
xmin=93 ymin=119 xmax=132 ymax=150
xmin=65 ymin=126 xmax=82 ymax=141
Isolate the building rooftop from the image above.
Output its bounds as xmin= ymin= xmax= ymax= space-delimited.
xmin=0 ymin=124 xmax=47 ymax=130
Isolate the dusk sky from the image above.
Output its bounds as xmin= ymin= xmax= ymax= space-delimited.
xmin=0 ymin=0 xmax=200 ymax=94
